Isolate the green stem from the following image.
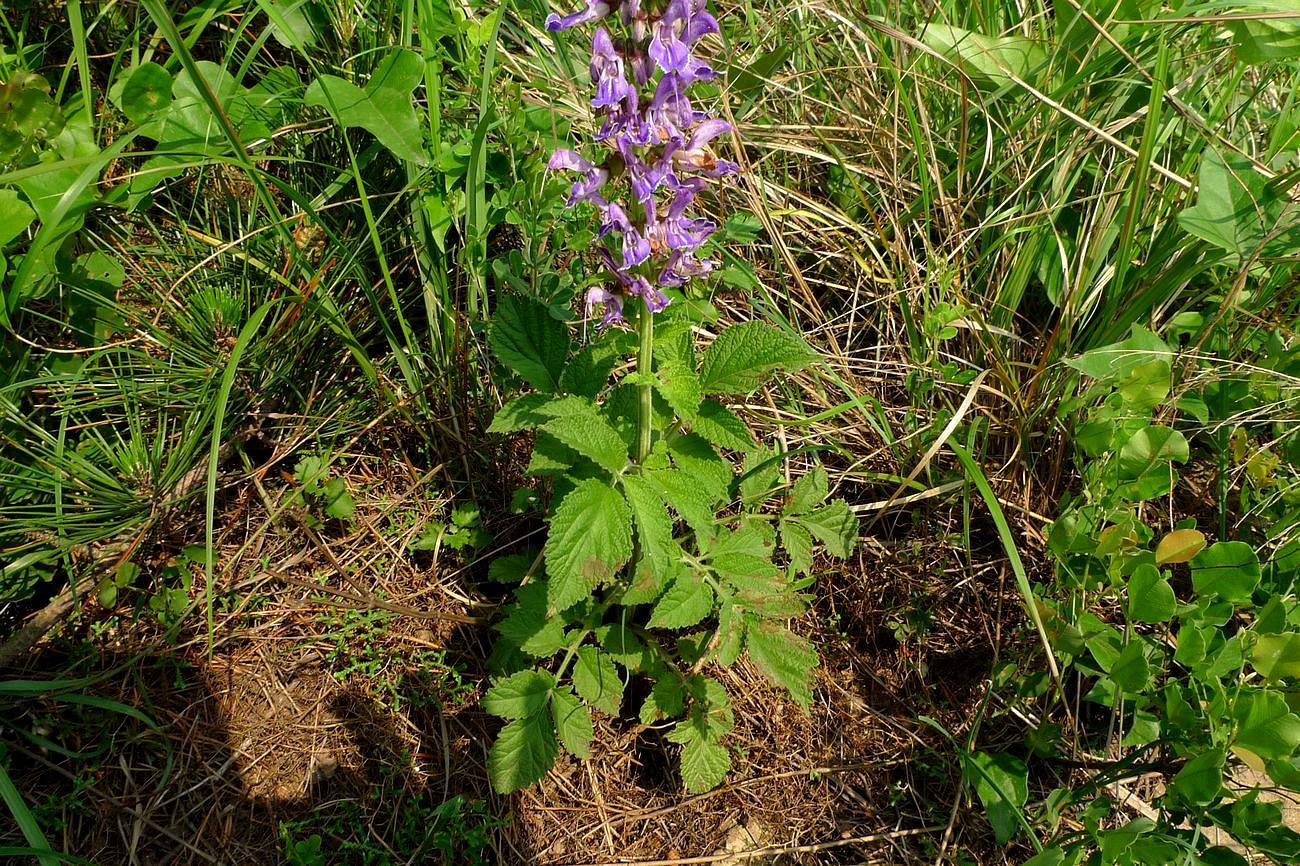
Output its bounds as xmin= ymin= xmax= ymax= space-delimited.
xmin=636 ymin=300 xmax=655 ymax=463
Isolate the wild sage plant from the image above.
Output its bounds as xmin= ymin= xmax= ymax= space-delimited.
xmin=482 ymin=0 xmax=859 ymax=793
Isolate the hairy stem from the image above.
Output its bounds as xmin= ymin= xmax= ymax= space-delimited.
xmin=636 ymin=300 xmax=655 ymax=463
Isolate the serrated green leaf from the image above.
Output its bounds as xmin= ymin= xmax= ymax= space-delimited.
xmin=668 ymin=434 xmax=732 ymax=504
xmin=543 ymin=412 xmax=628 ymax=475
xmin=527 ymin=432 xmax=579 ymax=476
xmin=655 ymin=360 xmax=703 ymax=420
xmin=686 ymin=676 xmax=735 ymax=736
xmin=595 ymin=623 xmax=649 ymax=670
xmin=692 ymin=400 xmax=757 ymax=451
xmin=573 ymin=646 xmax=624 ymax=715
xmin=545 ymin=480 xmax=633 ymax=612
xmin=489 ymin=712 xmax=559 ymax=793
xmin=551 ymin=686 xmax=593 ymax=759
xmin=483 ymin=669 xmax=555 ymax=719
xmin=487 ymin=551 xmax=536 ymax=583
xmin=699 ymin=321 xmax=812 ymax=394
xmin=674 ymin=722 xmax=731 ymax=793
xmin=745 ymin=621 xmax=818 ymax=710
xmin=780 ymin=521 xmax=813 ymax=575
xmin=560 ymin=342 xmax=618 ymax=397
xmin=785 ymin=466 xmax=829 ymax=516
xmin=792 ymin=499 xmax=858 ymax=559
xmin=1191 ymin=541 xmax=1261 ymax=605
xmin=738 ymin=447 xmax=782 ymax=505
xmin=488 ymin=295 xmax=571 ymax=392
xmin=497 ymin=583 xmax=567 ymax=657
xmin=639 ymin=675 xmax=685 ymax=723
xmin=714 ymin=599 xmax=744 ymax=665
xmin=645 ymin=467 xmax=716 ymax=541
xmin=1127 ymin=563 xmax=1176 ymax=624
xmin=487 ymin=393 xmax=554 ymax=434
xmin=622 ymin=475 xmax=676 ymax=585
xmin=712 ymin=552 xmax=782 ymax=590
xmin=649 ymin=569 xmax=715 ymax=629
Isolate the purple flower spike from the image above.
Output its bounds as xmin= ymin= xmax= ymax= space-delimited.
xmin=545 ymin=0 xmax=732 ymax=321
xmin=546 ymin=0 xmax=612 ymax=31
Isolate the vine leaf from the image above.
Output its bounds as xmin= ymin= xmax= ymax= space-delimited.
xmin=692 ymin=400 xmax=756 ymax=451
xmin=745 ymin=620 xmax=818 ymax=711
xmin=573 ymin=646 xmax=625 ymax=715
xmin=649 ymin=568 xmax=715 ymax=629
xmin=963 ymin=751 xmax=1029 ymax=844
xmin=1190 ymin=541 xmax=1260 ymax=605
xmin=545 ymin=479 xmax=633 ymax=612
xmin=488 ymin=294 xmax=571 ymax=392
xmin=304 ymin=48 xmax=430 ymax=165
xmin=550 ymin=686 xmax=594 ymax=759
xmin=698 ymin=321 xmax=813 ymax=394
xmin=489 ymin=712 xmax=559 ymax=793
xmin=0 ymin=189 xmax=35 ymax=248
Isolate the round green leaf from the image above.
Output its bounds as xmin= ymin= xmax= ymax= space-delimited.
xmin=117 ymin=63 xmax=174 ymax=123
xmin=1191 ymin=541 xmax=1260 ymax=604
xmin=1127 ymin=563 xmax=1176 ymax=624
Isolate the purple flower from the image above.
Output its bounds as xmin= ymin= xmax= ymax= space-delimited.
xmin=616 ymin=134 xmax=674 ymax=203
xmin=600 ymin=202 xmax=651 ymax=267
xmin=590 ymin=29 xmax=635 ymax=108
xmin=646 ymin=181 xmax=715 ymax=252
xmin=659 ymin=249 xmax=715 ymax=286
xmin=597 ymin=247 xmax=671 ymax=312
xmin=585 ymin=285 xmax=624 ymax=325
xmin=649 ymin=0 xmax=720 ymax=76
xmin=646 ymin=73 xmax=704 ymax=140
xmin=667 ymin=118 xmax=738 ymax=177
xmin=548 ymin=149 xmax=609 ymax=206
xmin=546 ymin=0 xmax=612 ymax=31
